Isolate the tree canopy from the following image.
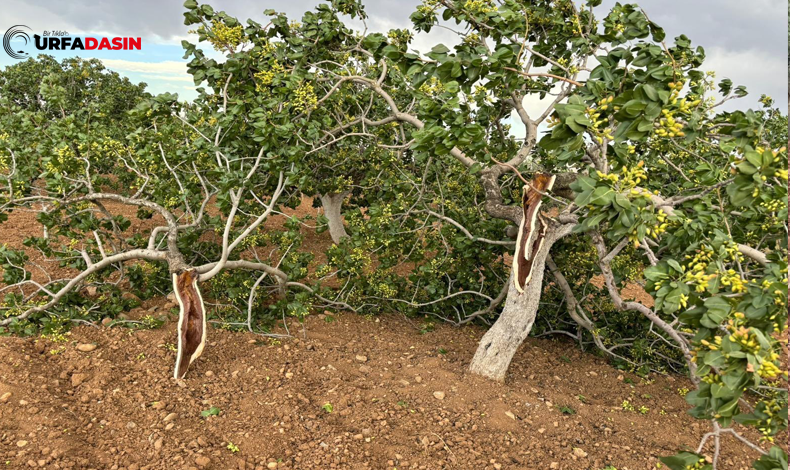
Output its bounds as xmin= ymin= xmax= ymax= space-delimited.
xmin=0 ymin=1 xmax=786 ymax=468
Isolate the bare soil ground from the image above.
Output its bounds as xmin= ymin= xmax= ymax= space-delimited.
xmin=0 ymin=196 xmax=773 ymax=470
xmin=0 ymin=308 xmax=763 ymax=470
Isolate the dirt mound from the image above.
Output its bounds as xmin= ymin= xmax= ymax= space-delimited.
xmin=0 ymin=307 xmax=762 ymax=470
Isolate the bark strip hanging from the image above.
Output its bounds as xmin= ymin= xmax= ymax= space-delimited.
xmin=173 ymin=269 xmax=207 ymax=379
xmin=512 ymin=173 xmax=556 ymax=293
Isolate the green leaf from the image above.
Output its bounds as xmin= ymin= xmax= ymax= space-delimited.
xmin=642 ymin=84 xmax=659 ymax=101
xmin=590 ymin=187 xmax=614 ymax=206
xmin=613 ymin=193 xmax=631 ymax=210
xmin=660 ymin=452 xmax=710 ymax=470
xmin=201 ymin=406 xmax=221 ymax=418
xmin=667 ymin=259 xmax=682 ymax=273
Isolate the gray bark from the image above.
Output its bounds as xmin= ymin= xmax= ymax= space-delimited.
xmin=320 ymin=192 xmax=349 ymax=244
xmin=468 ymin=222 xmax=574 ymax=381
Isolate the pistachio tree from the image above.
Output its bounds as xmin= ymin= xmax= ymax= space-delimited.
xmin=0 ymin=56 xmax=347 ymax=377
xmin=175 ymin=0 xmax=788 ymax=466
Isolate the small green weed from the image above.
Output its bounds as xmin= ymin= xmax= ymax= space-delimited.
xmin=201 ymin=406 xmax=221 ymax=418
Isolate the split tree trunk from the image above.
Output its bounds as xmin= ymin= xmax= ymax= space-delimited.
xmin=173 ymin=269 xmax=207 ymax=379
xmin=319 ymin=191 xmax=350 ymax=244
xmin=468 ymin=223 xmax=572 ymax=381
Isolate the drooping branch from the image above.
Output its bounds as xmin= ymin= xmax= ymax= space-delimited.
xmin=590 ymin=231 xmax=697 ymax=379
xmin=641 ymin=190 xmax=770 ymax=266
xmin=546 ymin=255 xmax=650 ymax=369
xmin=199 ymin=171 xmax=286 ymax=282
xmin=0 ymin=248 xmax=167 ymax=326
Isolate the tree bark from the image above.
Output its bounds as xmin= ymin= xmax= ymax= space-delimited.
xmin=468 ymin=222 xmax=573 ymax=381
xmin=320 ymin=191 xmax=349 ymax=244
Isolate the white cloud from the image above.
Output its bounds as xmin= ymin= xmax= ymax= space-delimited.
xmin=140 ymin=73 xmax=193 ymax=83
xmin=99 ymin=59 xmax=187 ymax=75
xmin=702 ymin=47 xmax=787 ymax=110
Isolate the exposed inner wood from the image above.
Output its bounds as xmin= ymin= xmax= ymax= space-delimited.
xmin=173 ymin=269 xmax=206 ymax=379
xmin=513 ymin=173 xmax=556 ymax=293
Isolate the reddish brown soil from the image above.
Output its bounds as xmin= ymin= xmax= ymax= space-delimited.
xmin=0 ymin=308 xmax=763 ymax=470
xmin=0 ymin=195 xmax=778 ymax=469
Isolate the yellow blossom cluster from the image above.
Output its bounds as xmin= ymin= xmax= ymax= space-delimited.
xmin=586 ymin=96 xmax=614 ymax=143
xmin=418 ymin=77 xmax=445 ymax=97
xmin=254 ymin=61 xmax=285 ymax=92
xmin=463 ymin=32 xmax=480 ymax=45
xmin=682 ymin=245 xmax=717 ymax=293
xmin=654 ymin=109 xmax=685 ymax=138
xmin=209 ymin=22 xmax=244 ymax=51
xmin=720 ymin=269 xmax=747 ymax=293
xmin=292 ymin=82 xmax=318 ymax=112
xmin=755 ymin=399 xmax=784 ymax=442
xmin=462 ymin=0 xmax=496 ymax=14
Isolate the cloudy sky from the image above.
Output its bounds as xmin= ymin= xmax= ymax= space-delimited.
xmin=1 ymin=0 xmax=786 ymax=113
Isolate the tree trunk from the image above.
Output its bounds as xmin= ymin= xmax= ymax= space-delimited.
xmin=173 ymin=269 xmax=207 ymax=379
xmin=469 ymin=223 xmax=572 ymax=381
xmin=319 ymin=192 xmax=349 ymax=244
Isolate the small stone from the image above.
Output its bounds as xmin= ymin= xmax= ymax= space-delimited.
xmin=154 ymin=438 xmax=163 ymax=450
xmin=284 ymin=372 xmax=294 ymax=379
xmin=163 ymin=412 xmax=177 ymax=422
xmin=353 ymin=434 xmax=364 ymax=440
xmin=195 ymin=456 xmax=211 ymax=467
xmin=152 ymin=401 xmax=166 ymax=410
xmin=355 ymin=355 xmax=368 ymax=363
xmin=361 ymin=428 xmax=372 ymax=437
xmin=101 ymin=317 xmax=113 ymax=326
xmin=550 ymin=463 xmax=559 ymax=469
xmin=572 ymin=448 xmax=588 ymax=458
xmin=588 ymin=371 xmax=598 ymax=377
xmin=0 ymin=392 xmax=11 ymax=403
xmin=505 ymin=411 xmax=516 ymax=420
xmin=121 ymin=292 xmax=139 ymax=302
xmin=197 ymin=436 xmax=208 ymax=447
xmin=433 ymin=391 xmax=445 ymax=400
xmin=76 ymin=343 xmax=97 ymax=352
xmin=358 ymin=365 xmax=372 ymax=374
xmin=204 ymin=371 xmax=214 ymax=377
xmin=538 ymin=428 xmax=545 ymax=434
xmin=267 ymin=462 xmax=278 ymax=469
xmin=17 ymin=440 xmax=28 ymax=447
xmin=71 ymin=373 xmax=88 ymax=387
xmin=414 ymin=376 xmax=422 ymax=383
